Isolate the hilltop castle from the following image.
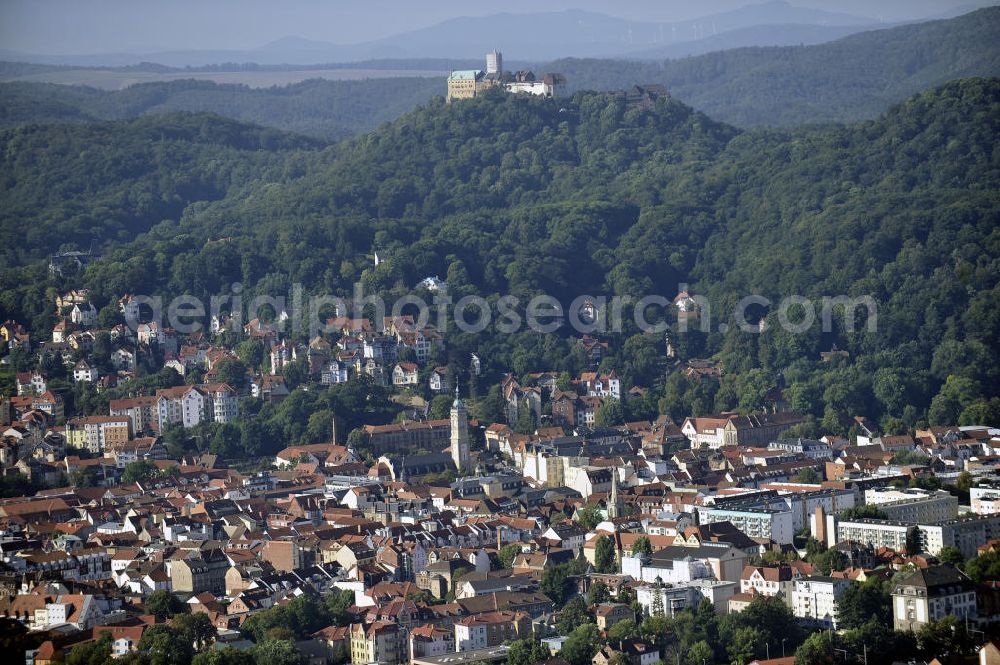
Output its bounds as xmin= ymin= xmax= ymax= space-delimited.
xmin=446 ymin=49 xmax=566 ymax=102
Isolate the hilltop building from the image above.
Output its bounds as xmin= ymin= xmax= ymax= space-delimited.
xmin=447 ymin=50 xmax=566 ymax=102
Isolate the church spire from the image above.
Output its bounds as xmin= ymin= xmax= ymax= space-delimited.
xmin=451 ymin=383 xmax=469 ymax=474
xmin=608 ymin=468 xmax=623 ymax=520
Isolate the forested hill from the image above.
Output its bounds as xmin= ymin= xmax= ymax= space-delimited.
xmin=553 ymin=5 xmax=1000 ymax=126
xmin=1 ymin=78 xmax=997 ymax=429
xmin=1 ymin=7 xmax=997 ymax=138
xmin=0 ymin=112 xmax=321 ymax=267
xmin=0 ymin=76 xmax=441 ymax=140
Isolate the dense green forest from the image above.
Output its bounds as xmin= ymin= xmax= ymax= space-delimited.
xmin=0 ymin=113 xmax=321 ymax=266
xmin=0 ymin=76 xmax=442 ymax=140
xmin=1 ymin=76 xmax=997 ymax=448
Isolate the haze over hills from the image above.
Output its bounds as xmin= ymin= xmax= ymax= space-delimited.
xmin=0 ymin=2 xmax=886 ymax=66
xmin=0 ymin=78 xmax=444 ymax=141
xmin=2 ymin=7 xmax=997 ymax=137
xmin=555 ymin=6 xmax=1000 ymax=126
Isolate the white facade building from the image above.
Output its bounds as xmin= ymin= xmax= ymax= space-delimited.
xmin=791 ymin=576 xmax=851 ymax=628
xmin=699 ymin=506 xmax=794 ymax=544
xmin=971 ymin=485 xmax=1000 ymax=514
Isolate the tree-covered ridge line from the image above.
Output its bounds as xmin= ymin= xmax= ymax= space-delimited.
xmin=0 ymin=78 xmax=997 ymax=433
xmin=0 ymin=111 xmax=324 ymax=267
xmin=553 ymin=5 xmax=1000 ymax=127
xmin=0 ymin=76 xmax=442 ymax=141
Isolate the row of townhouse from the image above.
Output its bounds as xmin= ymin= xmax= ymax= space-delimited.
xmin=64 ymin=416 xmax=132 ymax=454
xmin=109 ymin=384 xmax=238 ymax=433
xmin=390 ymin=363 xmax=453 ymax=392
xmin=682 ymin=411 xmax=806 ymax=449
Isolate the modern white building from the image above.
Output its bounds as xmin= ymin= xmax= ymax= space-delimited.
xmin=864 ymin=489 xmax=959 ymax=523
xmin=699 ymin=505 xmax=794 ymax=544
xmin=971 ymin=485 xmax=1000 ymax=514
xmin=621 ymin=553 xmax=712 ymax=586
xmin=623 ymin=543 xmax=747 ymax=584
xmin=835 ymin=519 xmax=913 ymax=552
xmin=835 ymin=514 xmax=1000 ymax=558
xmin=634 ymin=579 xmax=737 ymax=617
xmin=791 ymin=576 xmax=851 ymax=628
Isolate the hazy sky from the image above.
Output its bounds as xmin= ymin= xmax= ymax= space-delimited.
xmin=0 ymin=0 xmax=990 ymax=54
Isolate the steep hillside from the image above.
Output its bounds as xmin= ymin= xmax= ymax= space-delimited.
xmin=1 ymin=79 xmax=997 ymax=429
xmin=0 ymin=113 xmax=321 ymax=267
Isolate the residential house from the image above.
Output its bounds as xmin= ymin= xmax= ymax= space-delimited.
xmin=321 ymin=360 xmax=350 ymax=385
xmin=454 ymin=611 xmax=531 ymax=651
xmin=429 ymin=367 xmax=451 ymax=393
xmin=393 ymin=363 xmax=419 ymax=387
xmin=594 ymin=603 xmax=633 ymax=631
xmin=892 ymin=564 xmax=977 ymax=632
xmin=16 ymin=371 xmax=47 ymax=396
xmin=349 ymin=621 xmax=406 ymax=665
xmin=70 ymin=304 xmax=97 ymax=327
xmin=65 ymin=416 xmax=131 ymax=454
xmin=72 ymin=360 xmax=98 ymax=384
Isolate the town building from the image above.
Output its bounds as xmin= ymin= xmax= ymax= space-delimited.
xmin=892 ymin=565 xmax=977 ymax=632
xmin=791 ymin=576 xmax=851 ymax=628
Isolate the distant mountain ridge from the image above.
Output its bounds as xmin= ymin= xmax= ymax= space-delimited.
xmin=1 ymin=7 xmax=997 ymax=135
xmin=553 ymin=6 xmax=1000 ymax=126
xmin=0 ymin=2 xmax=884 ymax=66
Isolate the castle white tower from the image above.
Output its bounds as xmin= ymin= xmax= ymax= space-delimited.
xmin=486 ymin=49 xmax=502 ymax=75
xmin=451 ymin=386 xmax=470 ymax=473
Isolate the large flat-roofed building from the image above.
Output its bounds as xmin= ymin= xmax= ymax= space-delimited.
xmin=921 ymin=515 xmax=1000 ymax=558
xmin=864 ymin=488 xmax=959 ymax=523
xmin=765 ymin=486 xmax=856 ymax=533
xmin=836 ymin=519 xmax=912 ymax=552
xmin=835 ymin=514 xmax=1000 ymax=557
xmin=699 ymin=490 xmax=797 ymax=543
xmin=971 ymin=484 xmax=1000 ymax=514
xmin=411 ymin=645 xmax=509 ymax=665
